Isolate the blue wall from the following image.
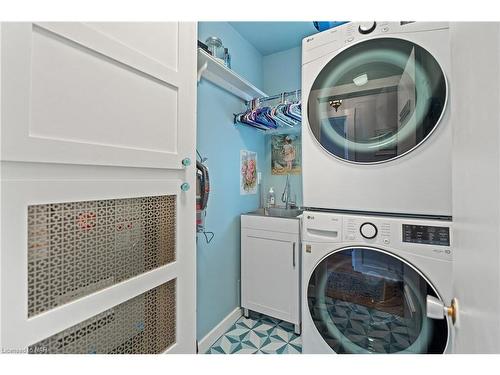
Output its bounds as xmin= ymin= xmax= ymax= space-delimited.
xmin=262 ymin=46 xmax=301 ymax=93
xmin=262 ymin=47 xmax=303 ymax=207
xmin=196 ymin=22 xmax=265 ymax=341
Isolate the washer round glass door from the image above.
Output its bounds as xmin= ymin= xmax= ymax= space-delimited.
xmin=307 ymin=38 xmax=447 ymax=163
xmin=307 ymin=247 xmax=449 ymax=353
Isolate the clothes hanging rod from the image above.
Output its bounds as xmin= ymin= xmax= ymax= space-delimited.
xmin=245 ymin=89 xmax=301 ymax=105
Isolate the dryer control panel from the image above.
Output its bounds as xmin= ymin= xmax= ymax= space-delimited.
xmin=302 ymin=211 xmax=452 ymax=261
xmin=302 ymin=21 xmax=449 ymax=65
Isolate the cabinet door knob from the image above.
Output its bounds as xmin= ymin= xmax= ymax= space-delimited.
xmin=181 ymin=182 xmax=190 ymax=192
xmin=182 ymin=158 xmax=191 ymax=167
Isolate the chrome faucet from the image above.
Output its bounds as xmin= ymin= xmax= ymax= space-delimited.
xmin=281 ymin=174 xmax=291 ymax=209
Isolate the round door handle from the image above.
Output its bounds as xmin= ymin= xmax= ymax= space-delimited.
xmin=181 ymin=182 xmax=190 ymax=192
xmin=182 ymin=158 xmax=191 ymax=167
xmin=446 ymin=299 xmax=458 ymax=324
xmin=427 ymin=295 xmax=458 ymax=325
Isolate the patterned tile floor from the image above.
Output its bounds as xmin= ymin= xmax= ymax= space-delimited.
xmin=207 ymin=312 xmax=302 ymax=354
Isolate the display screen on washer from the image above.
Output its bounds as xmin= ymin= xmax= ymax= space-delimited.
xmin=402 ymin=224 xmax=450 ymax=246
xmin=307 ymin=247 xmax=449 ymax=354
xmin=307 ymin=38 xmax=447 ymax=163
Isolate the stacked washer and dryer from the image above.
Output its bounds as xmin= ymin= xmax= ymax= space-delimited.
xmin=300 ymin=22 xmax=454 ymax=353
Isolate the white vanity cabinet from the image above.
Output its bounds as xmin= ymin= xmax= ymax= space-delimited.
xmin=241 ymin=214 xmax=301 ymax=334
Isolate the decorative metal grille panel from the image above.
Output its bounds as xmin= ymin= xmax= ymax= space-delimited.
xmin=28 ymin=195 xmax=176 ymax=317
xmin=29 ymin=279 xmax=176 ymax=354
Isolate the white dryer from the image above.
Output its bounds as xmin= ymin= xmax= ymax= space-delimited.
xmin=302 ymin=22 xmax=451 ymax=216
xmin=301 ymin=211 xmax=453 ymax=354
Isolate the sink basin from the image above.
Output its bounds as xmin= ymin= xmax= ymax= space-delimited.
xmin=248 ymin=207 xmax=303 ymax=218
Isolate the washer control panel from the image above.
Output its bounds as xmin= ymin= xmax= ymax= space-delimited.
xmin=302 ymin=211 xmax=452 ymax=261
xmin=344 ymin=217 xmax=392 ymax=245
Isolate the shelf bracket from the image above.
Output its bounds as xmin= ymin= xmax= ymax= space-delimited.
xmin=197 ymin=61 xmax=208 ymax=83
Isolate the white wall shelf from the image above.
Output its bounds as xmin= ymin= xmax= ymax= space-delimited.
xmin=197 ymin=48 xmax=267 ymax=102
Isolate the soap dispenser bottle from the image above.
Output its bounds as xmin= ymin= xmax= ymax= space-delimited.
xmin=267 ymin=187 xmax=275 ymax=208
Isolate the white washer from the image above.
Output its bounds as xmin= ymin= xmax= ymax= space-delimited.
xmin=301 ymin=211 xmax=453 ymax=354
xmin=302 ymin=22 xmax=451 ymax=216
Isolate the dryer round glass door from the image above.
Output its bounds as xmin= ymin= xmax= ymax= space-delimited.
xmin=307 ymin=38 xmax=447 ymax=163
xmin=307 ymin=247 xmax=449 ymax=353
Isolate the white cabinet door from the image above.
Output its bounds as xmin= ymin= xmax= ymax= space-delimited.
xmin=1 ymin=22 xmax=195 ymax=169
xmin=241 ymin=228 xmax=299 ymax=325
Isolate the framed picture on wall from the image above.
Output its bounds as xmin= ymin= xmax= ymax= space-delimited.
xmin=240 ymin=150 xmax=258 ymax=195
xmin=271 ymin=135 xmax=302 ymax=175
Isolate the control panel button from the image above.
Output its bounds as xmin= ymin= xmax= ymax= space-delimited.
xmin=360 ymin=222 xmax=378 ymax=239
xmin=358 ymin=22 xmax=377 ymax=34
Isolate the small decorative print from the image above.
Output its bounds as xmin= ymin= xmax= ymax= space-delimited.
xmin=240 ymin=150 xmax=258 ymax=195
xmin=271 ymin=135 xmax=301 ymax=175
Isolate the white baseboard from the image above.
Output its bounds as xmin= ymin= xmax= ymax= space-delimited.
xmin=197 ymin=307 xmax=242 ymax=354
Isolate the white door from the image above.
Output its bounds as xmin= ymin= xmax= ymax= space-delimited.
xmin=1 ymin=22 xmax=195 ymax=169
xmin=448 ymin=22 xmax=500 ymax=353
xmin=0 ymin=22 xmax=197 ymax=353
